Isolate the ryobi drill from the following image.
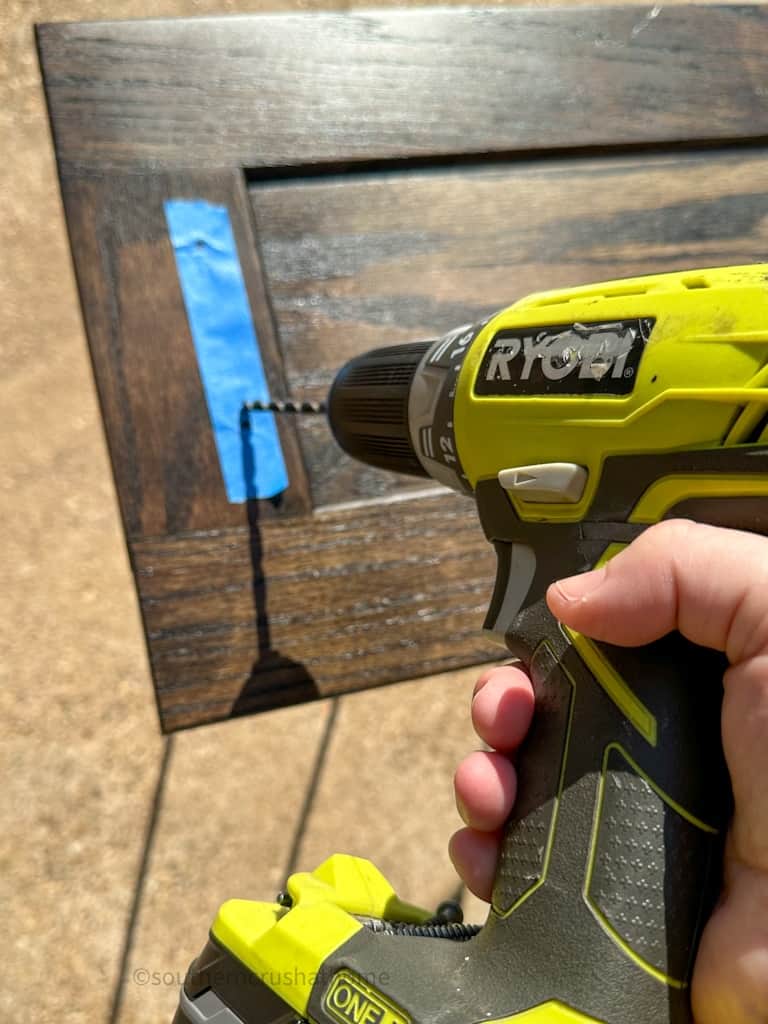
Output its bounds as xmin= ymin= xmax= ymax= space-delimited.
xmin=174 ymin=265 xmax=768 ymax=1024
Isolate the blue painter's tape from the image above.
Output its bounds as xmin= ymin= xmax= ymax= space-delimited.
xmin=164 ymin=198 xmax=289 ymax=503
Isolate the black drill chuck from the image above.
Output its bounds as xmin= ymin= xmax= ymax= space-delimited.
xmin=328 ymin=341 xmax=432 ymax=478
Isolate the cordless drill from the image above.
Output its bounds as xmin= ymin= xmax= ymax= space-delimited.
xmin=174 ymin=265 xmax=768 ymax=1024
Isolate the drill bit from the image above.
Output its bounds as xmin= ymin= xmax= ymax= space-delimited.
xmin=243 ymin=398 xmax=327 ymax=415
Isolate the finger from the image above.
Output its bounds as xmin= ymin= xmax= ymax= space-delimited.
xmin=454 ymin=751 xmax=517 ymax=832
xmin=471 ymin=665 xmax=535 ymax=751
xmin=546 ymin=519 xmax=768 ymax=663
xmin=448 ymin=827 xmax=500 ymax=901
xmin=472 ymin=661 xmax=523 ymax=698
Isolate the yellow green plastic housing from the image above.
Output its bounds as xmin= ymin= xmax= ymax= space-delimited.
xmin=455 ymin=265 xmax=768 ymax=521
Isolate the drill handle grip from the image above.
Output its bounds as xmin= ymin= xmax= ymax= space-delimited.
xmin=474 ymin=475 xmax=736 ymax=1022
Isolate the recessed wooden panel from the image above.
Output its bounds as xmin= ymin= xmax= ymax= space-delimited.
xmin=37 ymin=6 xmax=768 ymax=731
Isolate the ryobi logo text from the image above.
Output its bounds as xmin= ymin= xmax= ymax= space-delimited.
xmin=324 ymin=971 xmax=409 ymax=1024
xmin=475 ymin=318 xmax=653 ymax=397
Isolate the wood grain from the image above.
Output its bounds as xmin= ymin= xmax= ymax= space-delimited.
xmin=136 ymin=491 xmax=498 ymax=732
xmin=61 ymin=169 xmax=312 ymax=538
xmin=38 ymin=7 xmax=768 ymax=175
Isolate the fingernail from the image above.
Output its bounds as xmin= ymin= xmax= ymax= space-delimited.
xmin=554 ymin=567 xmax=606 ymax=603
xmin=472 ymin=661 xmax=515 ymax=700
xmin=456 ymin=794 xmax=470 ymax=824
xmin=472 ymin=677 xmax=489 ymax=700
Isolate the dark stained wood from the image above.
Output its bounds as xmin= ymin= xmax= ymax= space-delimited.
xmin=38 ymin=7 xmax=768 ymax=176
xmin=37 ymin=6 xmax=768 ymax=731
xmin=135 ymin=491 xmax=497 ymax=732
xmin=252 ymin=147 xmax=768 ymax=507
xmin=61 ymin=170 xmax=312 ymax=538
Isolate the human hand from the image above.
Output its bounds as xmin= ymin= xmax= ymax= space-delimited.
xmin=450 ymin=520 xmax=768 ymax=1024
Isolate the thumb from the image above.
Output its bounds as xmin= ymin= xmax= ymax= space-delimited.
xmin=546 ymin=519 xmax=768 ymax=663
